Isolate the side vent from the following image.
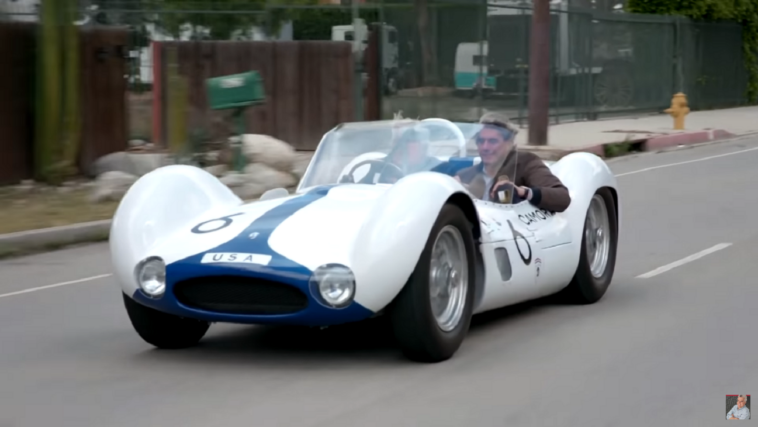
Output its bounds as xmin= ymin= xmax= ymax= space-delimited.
xmin=494 ymin=247 xmax=512 ymax=281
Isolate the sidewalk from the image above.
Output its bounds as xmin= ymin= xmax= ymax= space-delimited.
xmin=2 ymin=105 xmax=757 ymax=258
xmin=511 ymin=105 xmax=758 ymax=159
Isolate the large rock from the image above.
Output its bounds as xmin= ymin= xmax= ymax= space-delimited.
xmin=204 ymin=164 xmax=228 ymax=177
xmin=243 ymin=163 xmax=297 ymax=190
xmin=90 ymin=171 xmax=138 ymax=203
xmin=89 ymin=152 xmax=134 ymax=177
xmin=232 ymin=183 xmax=268 ymax=200
xmin=241 ymin=134 xmax=296 ymax=172
xmin=291 ymin=152 xmax=313 ymax=178
xmin=219 ymin=171 xmax=247 ymax=188
xmin=89 ymin=152 xmax=170 ymax=177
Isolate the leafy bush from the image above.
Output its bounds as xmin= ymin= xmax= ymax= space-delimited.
xmin=628 ymin=0 xmax=758 ymax=103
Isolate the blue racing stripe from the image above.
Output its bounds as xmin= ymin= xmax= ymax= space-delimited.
xmin=132 ymin=184 xmax=376 ymax=327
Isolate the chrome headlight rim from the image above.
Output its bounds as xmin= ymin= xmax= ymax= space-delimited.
xmin=309 ymin=263 xmax=356 ymax=309
xmin=134 ymin=256 xmax=166 ymax=299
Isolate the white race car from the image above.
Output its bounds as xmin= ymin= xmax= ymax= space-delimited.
xmin=110 ymin=118 xmax=619 ymax=363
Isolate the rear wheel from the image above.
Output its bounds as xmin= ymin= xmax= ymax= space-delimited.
xmin=559 ymin=188 xmax=618 ymax=304
xmin=389 ymin=204 xmax=476 ymax=363
xmin=123 ymin=293 xmax=210 ymax=349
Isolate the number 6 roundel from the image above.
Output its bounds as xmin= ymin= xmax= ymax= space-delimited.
xmin=191 ymin=213 xmax=244 ymax=234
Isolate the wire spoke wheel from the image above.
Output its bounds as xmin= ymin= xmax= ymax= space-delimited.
xmin=585 ymin=194 xmax=611 ymax=278
xmin=429 ymin=225 xmax=469 ymax=332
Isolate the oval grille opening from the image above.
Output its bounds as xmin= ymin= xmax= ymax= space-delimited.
xmin=173 ymin=276 xmax=308 ymax=315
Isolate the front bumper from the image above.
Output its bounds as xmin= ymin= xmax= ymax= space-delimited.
xmin=130 ymin=261 xmax=375 ymax=327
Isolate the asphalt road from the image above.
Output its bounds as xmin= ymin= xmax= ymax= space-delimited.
xmin=2 ymin=136 xmax=758 ymax=426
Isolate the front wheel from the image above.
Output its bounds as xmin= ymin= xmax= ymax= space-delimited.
xmin=123 ymin=293 xmax=210 ymax=349
xmin=389 ymin=204 xmax=477 ymax=363
xmin=559 ymin=188 xmax=618 ymax=304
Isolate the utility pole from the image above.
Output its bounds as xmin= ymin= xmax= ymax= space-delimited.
xmin=527 ymin=0 xmax=550 ymax=146
xmin=352 ymin=0 xmax=364 ymax=121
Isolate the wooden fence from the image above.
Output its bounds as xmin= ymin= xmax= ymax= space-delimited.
xmin=0 ymin=23 xmax=129 ymax=185
xmin=78 ymin=27 xmax=130 ymax=171
xmin=153 ymin=40 xmax=378 ymax=151
xmin=0 ymin=23 xmax=36 ymax=185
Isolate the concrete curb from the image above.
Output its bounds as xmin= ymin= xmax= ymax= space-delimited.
xmin=522 ymin=128 xmax=743 ymax=160
xmin=0 ymin=220 xmax=112 ymax=259
xmin=642 ymin=129 xmax=736 ymax=151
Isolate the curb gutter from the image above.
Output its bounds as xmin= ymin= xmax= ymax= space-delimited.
xmin=522 ymin=128 xmax=745 ymax=160
xmin=0 ymin=130 xmax=754 ymax=259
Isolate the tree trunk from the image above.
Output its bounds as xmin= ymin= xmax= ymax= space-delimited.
xmin=36 ymin=0 xmax=63 ymax=183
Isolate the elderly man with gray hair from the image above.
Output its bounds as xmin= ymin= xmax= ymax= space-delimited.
xmin=454 ymin=112 xmax=571 ymax=211
xmin=727 ymin=395 xmax=750 ymax=420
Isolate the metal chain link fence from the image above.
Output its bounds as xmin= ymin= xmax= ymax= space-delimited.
xmin=0 ymin=0 xmax=753 ymax=135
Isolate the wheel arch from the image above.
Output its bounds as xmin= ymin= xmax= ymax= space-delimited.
xmin=445 ymin=192 xmax=485 ymax=309
xmin=352 ymin=172 xmax=481 ymax=313
xmin=547 ymin=152 xmax=619 ymax=283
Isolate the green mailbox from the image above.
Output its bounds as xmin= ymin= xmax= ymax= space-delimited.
xmin=205 ymin=71 xmax=265 ymax=172
xmin=206 ymin=71 xmax=265 ymax=110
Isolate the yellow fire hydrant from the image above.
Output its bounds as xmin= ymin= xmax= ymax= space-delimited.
xmin=665 ymin=92 xmax=690 ymax=130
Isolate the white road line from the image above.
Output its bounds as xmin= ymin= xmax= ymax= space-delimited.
xmin=615 ymin=146 xmax=758 ymax=177
xmin=636 ymin=243 xmax=732 ymax=279
xmin=0 ymin=274 xmax=112 ymax=299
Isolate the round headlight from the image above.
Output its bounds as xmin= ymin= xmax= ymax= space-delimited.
xmin=135 ymin=257 xmax=166 ymax=298
xmin=310 ymin=264 xmax=356 ymax=308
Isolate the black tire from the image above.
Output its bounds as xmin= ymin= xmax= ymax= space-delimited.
xmin=559 ymin=187 xmax=618 ymax=304
xmin=389 ymin=204 xmax=477 ymax=363
xmin=123 ymin=293 xmax=210 ymax=349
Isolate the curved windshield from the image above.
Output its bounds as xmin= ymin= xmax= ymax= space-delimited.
xmin=298 ymin=119 xmax=493 ymax=190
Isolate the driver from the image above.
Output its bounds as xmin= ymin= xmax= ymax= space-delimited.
xmin=454 ymin=112 xmax=571 ymax=212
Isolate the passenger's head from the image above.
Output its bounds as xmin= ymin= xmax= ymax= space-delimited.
xmin=393 ymin=125 xmax=430 ymax=166
xmin=475 ymin=112 xmax=518 ymax=168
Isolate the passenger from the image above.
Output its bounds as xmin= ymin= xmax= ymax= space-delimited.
xmin=386 ymin=125 xmax=442 ymax=175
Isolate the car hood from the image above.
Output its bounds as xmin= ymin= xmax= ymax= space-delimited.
xmin=150 ymin=184 xmax=389 ymax=270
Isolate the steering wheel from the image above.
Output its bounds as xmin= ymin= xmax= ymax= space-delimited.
xmin=420 ymin=118 xmax=468 ymax=157
xmin=340 ymin=158 xmax=405 ymax=184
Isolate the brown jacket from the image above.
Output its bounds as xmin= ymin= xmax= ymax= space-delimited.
xmin=456 ymin=150 xmax=571 ymax=212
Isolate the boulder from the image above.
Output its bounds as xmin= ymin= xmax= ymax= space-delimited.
xmin=291 ymin=152 xmax=313 ymax=178
xmin=90 ymin=171 xmax=138 ymax=203
xmin=89 ymin=152 xmax=135 ymax=177
xmin=232 ymin=183 xmax=268 ymax=200
xmin=204 ymin=164 xmax=228 ymax=177
xmin=243 ymin=163 xmax=297 ymax=190
xmin=129 ymin=139 xmax=148 ymax=148
xmin=219 ymin=171 xmax=247 ymax=188
xmin=89 ymin=151 xmax=171 ymax=178
xmin=241 ymin=134 xmax=296 ymax=172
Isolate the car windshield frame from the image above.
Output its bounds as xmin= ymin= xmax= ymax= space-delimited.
xmin=296 ymin=119 xmax=495 ymax=192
